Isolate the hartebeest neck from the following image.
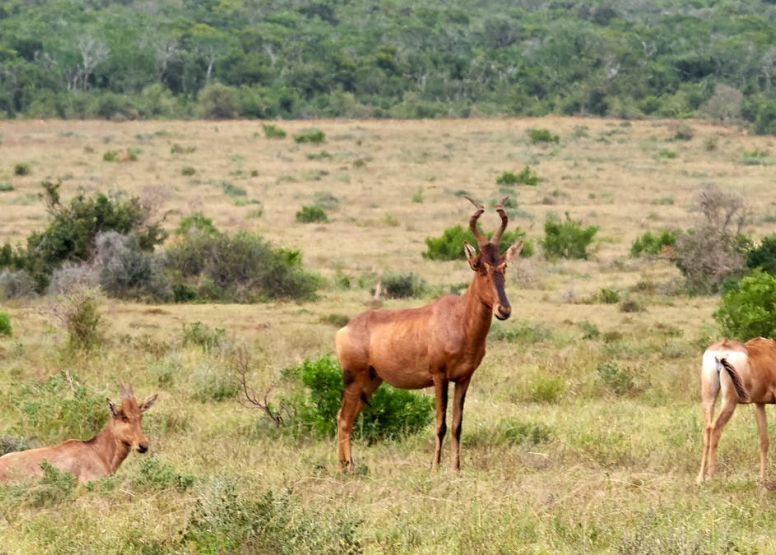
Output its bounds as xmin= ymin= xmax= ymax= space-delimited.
xmin=461 ymin=280 xmax=498 ymax=344
xmin=87 ymin=421 xmax=133 ymax=475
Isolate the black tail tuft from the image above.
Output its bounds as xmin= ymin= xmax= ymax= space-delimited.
xmin=719 ymin=357 xmax=749 ymax=402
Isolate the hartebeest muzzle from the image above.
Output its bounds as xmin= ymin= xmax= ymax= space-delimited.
xmin=495 ymin=304 xmax=511 ymax=320
xmin=137 ymin=443 xmax=149 ymax=453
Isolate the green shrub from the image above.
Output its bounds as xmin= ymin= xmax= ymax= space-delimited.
xmin=541 ymin=212 xmax=599 ymax=260
xmin=313 ymin=191 xmax=339 ymax=210
xmin=102 ymin=150 xmax=120 ymax=162
xmin=191 ymin=362 xmax=240 ymax=403
xmin=528 ymin=376 xmax=567 ymax=403
xmin=13 ymin=162 xmax=31 ymax=176
xmin=597 ymin=362 xmax=649 ymax=397
xmin=714 ymin=269 xmax=776 ymax=340
xmin=129 ymin=457 xmax=195 ymax=492
xmin=282 ymin=356 xmax=434 ymax=443
xmin=296 ymin=205 xmax=328 ymax=223
xmin=599 ymin=287 xmax=620 ymax=304
xmin=21 ymin=181 xmax=167 ymax=292
xmin=164 ymin=231 xmax=320 ymax=302
xmin=181 ymin=166 xmax=196 ymax=176
xmin=746 ymin=233 xmax=776 ymax=276
xmin=293 ymin=128 xmax=326 ymax=144
xmin=176 ymin=212 xmax=218 ymax=236
xmin=65 ymin=292 xmax=102 ymax=352
xmin=182 ymin=321 xmax=225 ymax=350
xmin=527 ymin=128 xmax=559 ymax=144
xmin=489 ymin=320 xmax=553 ymax=343
xmin=0 ymin=182 xmax=13 ymax=192
xmin=262 ymin=124 xmax=287 ymax=139
xmin=579 ymin=320 xmax=600 ymax=339
xmin=182 ymin=482 xmax=361 ymax=554
xmin=199 ymin=83 xmax=238 ymax=119
xmin=423 ymin=226 xmax=533 ymax=261
xmin=222 ymin=181 xmax=247 ymax=198
xmin=4 ymin=373 xmax=106 ymax=444
xmin=496 ymin=166 xmax=538 ymax=186
xmin=95 ymin=232 xmax=173 ymax=302
xmin=380 ymin=272 xmax=428 ymax=299
xmin=630 ymin=229 xmax=677 ymax=257
xmin=170 ymin=144 xmax=196 ymax=154
xmin=26 ymin=460 xmax=77 ymax=507
xmin=0 ymin=309 xmax=11 ymax=337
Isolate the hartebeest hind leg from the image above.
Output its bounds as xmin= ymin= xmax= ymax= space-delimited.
xmin=700 ymin=397 xmax=738 ymax=483
xmin=754 ymin=403 xmax=769 ymax=484
xmin=337 ymin=368 xmax=383 ymax=472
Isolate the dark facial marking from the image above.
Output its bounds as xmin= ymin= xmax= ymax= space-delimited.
xmin=368 ymin=366 xmax=377 ymax=381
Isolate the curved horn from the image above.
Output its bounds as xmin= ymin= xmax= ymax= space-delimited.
xmin=463 ymin=195 xmax=487 ymax=247
xmin=491 ymin=197 xmax=509 ymax=245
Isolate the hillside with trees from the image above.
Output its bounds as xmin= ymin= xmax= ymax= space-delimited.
xmin=2 ymin=0 xmax=776 ymax=130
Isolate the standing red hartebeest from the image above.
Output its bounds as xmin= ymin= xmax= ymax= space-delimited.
xmin=697 ymin=337 xmax=776 ymax=485
xmin=0 ymin=383 xmax=157 ymax=483
xmin=335 ymin=196 xmax=523 ymax=472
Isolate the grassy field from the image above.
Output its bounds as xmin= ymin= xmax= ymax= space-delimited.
xmin=1 ymin=117 xmax=776 ymax=553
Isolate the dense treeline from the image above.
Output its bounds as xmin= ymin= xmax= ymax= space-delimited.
xmin=2 ymin=0 xmax=776 ymax=130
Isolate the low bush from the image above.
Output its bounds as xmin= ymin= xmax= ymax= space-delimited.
xmin=0 ymin=310 xmax=11 ymax=337
xmin=262 ymin=124 xmax=287 ymax=139
xmin=424 ymin=226 xmax=533 ymax=261
xmin=130 ymin=457 xmax=195 ymax=492
xmin=489 ymin=320 xmax=553 ymax=344
xmin=598 ymin=287 xmax=620 ymax=304
xmin=13 ymin=162 xmax=31 ymax=176
xmin=95 ymin=232 xmax=173 ymax=302
xmin=496 ymin=166 xmax=538 ymax=186
xmin=182 ymin=481 xmax=361 ymax=554
xmin=597 ymin=362 xmax=649 ymax=397
xmin=191 ymin=361 xmax=240 ymax=403
xmin=3 ymin=373 xmax=106 ymax=444
xmin=541 ymin=212 xmax=599 ymax=260
xmin=630 ymin=229 xmax=677 ymax=257
xmin=281 ymin=356 xmax=434 ymax=443
xmin=527 ymin=128 xmax=559 ymax=144
xmin=296 ymin=205 xmax=328 ymax=223
xmin=746 ymin=233 xmax=776 ymax=276
xmin=164 ymin=230 xmax=320 ymax=302
xmin=293 ymin=128 xmax=326 ymax=144
xmin=0 ymin=269 xmax=37 ymax=300
xmin=182 ymin=322 xmax=226 ymax=351
xmin=380 ymin=272 xmax=428 ymax=299
xmin=714 ymin=269 xmax=776 ymax=340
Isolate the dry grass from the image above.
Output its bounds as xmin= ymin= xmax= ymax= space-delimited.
xmin=1 ymin=117 xmax=776 ymax=553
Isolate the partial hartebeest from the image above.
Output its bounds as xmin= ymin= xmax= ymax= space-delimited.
xmin=697 ymin=337 xmax=776 ymax=485
xmin=335 ymin=196 xmax=523 ymax=472
xmin=0 ymin=383 xmax=157 ymax=483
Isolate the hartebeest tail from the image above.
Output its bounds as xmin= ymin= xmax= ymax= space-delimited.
xmin=335 ymin=196 xmax=523 ymax=472
xmin=697 ymin=337 xmax=776 ymax=485
xmin=0 ymin=383 xmax=157 ymax=483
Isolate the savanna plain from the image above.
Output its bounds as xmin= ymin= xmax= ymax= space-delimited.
xmin=1 ymin=117 xmax=776 ymax=554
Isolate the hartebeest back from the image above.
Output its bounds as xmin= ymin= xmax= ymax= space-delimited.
xmin=335 ymin=196 xmax=523 ymax=471
xmin=697 ymin=337 xmax=776 ymax=485
xmin=0 ymin=383 xmax=157 ymax=483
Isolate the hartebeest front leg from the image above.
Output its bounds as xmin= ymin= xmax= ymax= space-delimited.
xmin=431 ymin=374 xmax=449 ymax=471
xmin=451 ymin=377 xmax=471 ymax=471
xmin=754 ymin=403 xmax=769 ymax=484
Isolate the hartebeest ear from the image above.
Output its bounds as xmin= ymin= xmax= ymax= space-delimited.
xmin=463 ymin=241 xmax=479 ymax=270
xmin=107 ymin=398 xmax=120 ymax=419
xmin=140 ymin=394 xmax=158 ymax=413
xmin=504 ymin=239 xmax=524 ymax=264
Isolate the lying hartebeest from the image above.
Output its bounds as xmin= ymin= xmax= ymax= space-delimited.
xmin=335 ymin=196 xmax=523 ymax=472
xmin=0 ymin=383 xmax=157 ymax=483
xmin=697 ymin=337 xmax=776 ymax=485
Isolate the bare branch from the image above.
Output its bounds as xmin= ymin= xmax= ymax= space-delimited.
xmin=234 ymin=347 xmax=283 ymax=427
